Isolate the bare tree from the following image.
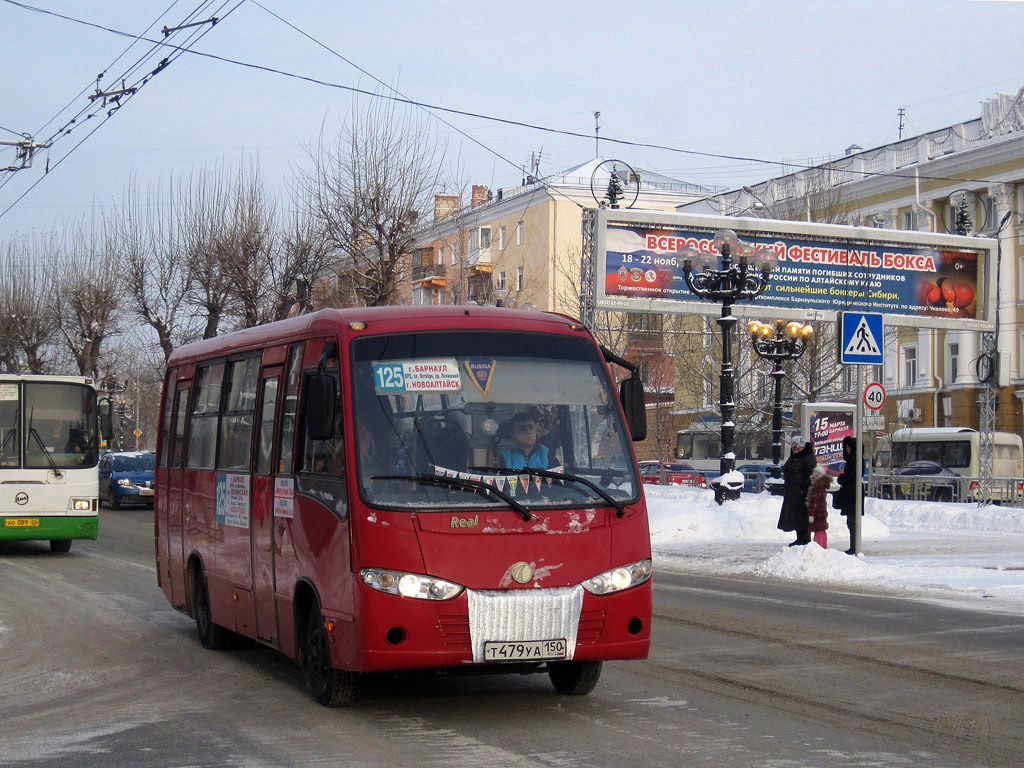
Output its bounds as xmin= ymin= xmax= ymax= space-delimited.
xmin=302 ymin=96 xmax=447 ymax=306
xmin=0 ymin=235 xmax=57 ymax=373
xmin=180 ymin=168 xmax=237 ymax=338
xmin=49 ymin=219 xmax=122 ymax=377
xmin=116 ymin=179 xmax=199 ymax=361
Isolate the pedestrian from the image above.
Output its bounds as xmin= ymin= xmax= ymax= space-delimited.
xmin=806 ymin=465 xmax=831 ymax=548
xmin=835 ymin=435 xmax=861 ymax=554
xmin=777 ymin=434 xmax=816 ymax=546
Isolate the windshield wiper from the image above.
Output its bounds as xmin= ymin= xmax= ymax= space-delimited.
xmin=372 ymin=474 xmax=532 ymax=521
xmin=472 ymin=466 xmax=626 ymax=517
xmin=28 ymin=427 xmax=63 ymax=478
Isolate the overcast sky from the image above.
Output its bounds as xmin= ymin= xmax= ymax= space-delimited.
xmin=1 ymin=0 xmax=1022 ymax=241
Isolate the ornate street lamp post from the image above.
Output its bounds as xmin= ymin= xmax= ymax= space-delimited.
xmin=677 ymin=230 xmax=778 ymax=504
xmin=747 ymin=319 xmax=814 ymax=494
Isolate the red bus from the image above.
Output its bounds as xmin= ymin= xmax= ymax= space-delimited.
xmin=155 ymin=306 xmax=651 ymax=706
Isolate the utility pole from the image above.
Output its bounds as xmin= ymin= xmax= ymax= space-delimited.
xmin=594 ymin=111 xmax=601 ymax=158
xmin=897 ymin=107 xmax=906 ymax=140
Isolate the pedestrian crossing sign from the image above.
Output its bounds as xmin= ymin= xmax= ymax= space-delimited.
xmin=839 ymin=312 xmax=884 ymax=365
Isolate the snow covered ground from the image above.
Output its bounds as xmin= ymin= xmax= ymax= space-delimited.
xmin=646 ymin=484 xmax=1024 ymax=615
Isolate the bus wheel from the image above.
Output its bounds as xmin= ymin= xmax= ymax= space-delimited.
xmin=192 ymin=566 xmax=230 ymax=650
xmin=49 ymin=540 xmax=71 ymax=553
xmin=548 ymin=660 xmax=602 ymax=695
xmin=303 ymin=603 xmax=356 ymax=707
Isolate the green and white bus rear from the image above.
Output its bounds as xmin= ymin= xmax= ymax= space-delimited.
xmin=0 ymin=375 xmax=103 ymax=552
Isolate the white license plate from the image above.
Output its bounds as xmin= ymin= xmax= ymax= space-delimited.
xmin=483 ymin=638 xmax=567 ymax=662
xmin=139 ymin=488 xmax=154 ymax=496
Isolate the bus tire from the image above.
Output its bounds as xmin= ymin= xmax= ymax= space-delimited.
xmin=303 ymin=602 xmax=356 ymax=707
xmin=49 ymin=539 xmax=72 ymax=553
xmin=192 ymin=565 xmax=230 ymax=650
xmin=548 ymin=660 xmax=602 ymax=695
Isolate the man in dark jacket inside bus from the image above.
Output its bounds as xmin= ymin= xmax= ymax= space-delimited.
xmin=777 ymin=435 xmax=817 ymax=546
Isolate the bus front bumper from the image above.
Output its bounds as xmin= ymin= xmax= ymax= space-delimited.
xmin=0 ymin=515 xmax=98 ymax=541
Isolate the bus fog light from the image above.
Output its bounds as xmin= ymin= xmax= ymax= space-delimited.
xmin=582 ymin=559 xmax=653 ymax=595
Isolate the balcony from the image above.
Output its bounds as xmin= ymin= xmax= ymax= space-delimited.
xmin=412 ymin=263 xmax=447 ymax=288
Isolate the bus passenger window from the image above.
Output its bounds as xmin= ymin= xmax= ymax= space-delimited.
xmin=301 ymin=372 xmax=343 ymax=476
xmin=218 ymin=358 xmax=259 ymax=471
xmin=277 ymin=343 xmax=303 ymax=475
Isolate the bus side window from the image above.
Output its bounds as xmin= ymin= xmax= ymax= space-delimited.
xmin=171 ymin=389 xmax=189 ymax=468
xmin=277 ymin=343 xmax=304 ymax=475
xmin=300 ymin=372 xmax=343 ymax=476
xmin=187 ymin=363 xmax=225 ymax=469
xmin=157 ymin=368 xmax=177 ymax=466
xmin=218 ymin=357 xmax=260 ymax=472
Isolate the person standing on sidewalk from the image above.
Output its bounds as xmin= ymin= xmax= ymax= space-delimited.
xmin=806 ymin=465 xmax=831 ymax=548
xmin=777 ymin=435 xmax=816 ymax=546
xmin=835 ymin=435 xmax=861 ymax=554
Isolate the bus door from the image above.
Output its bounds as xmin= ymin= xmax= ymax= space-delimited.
xmin=165 ymin=383 xmax=191 ymax=609
xmin=251 ymin=366 xmax=282 ymax=644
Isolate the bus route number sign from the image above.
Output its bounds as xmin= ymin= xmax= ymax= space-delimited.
xmin=863 ymin=382 xmax=886 ymax=411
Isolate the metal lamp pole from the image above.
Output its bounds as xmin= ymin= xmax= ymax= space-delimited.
xmin=747 ymin=319 xmax=814 ymax=494
xmin=677 ymin=230 xmax=778 ymax=504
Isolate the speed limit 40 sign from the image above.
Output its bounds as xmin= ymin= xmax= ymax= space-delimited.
xmin=863 ymin=382 xmax=886 ymax=411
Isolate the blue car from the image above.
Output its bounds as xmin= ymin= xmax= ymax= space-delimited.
xmin=99 ymin=451 xmax=156 ymax=509
xmin=735 ymin=463 xmax=776 ymax=493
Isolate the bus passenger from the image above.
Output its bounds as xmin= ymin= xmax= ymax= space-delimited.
xmin=500 ymin=411 xmax=550 ymax=470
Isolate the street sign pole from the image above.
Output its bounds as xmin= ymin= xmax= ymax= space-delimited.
xmin=854 ymin=366 xmax=862 ymax=556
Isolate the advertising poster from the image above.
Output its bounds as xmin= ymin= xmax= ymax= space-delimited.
xmin=594 ymin=210 xmax=995 ymax=331
xmin=215 ymin=473 xmax=250 ymax=528
xmin=803 ymin=404 xmax=855 ymax=473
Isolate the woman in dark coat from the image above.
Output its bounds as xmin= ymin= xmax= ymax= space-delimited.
xmin=836 ymin=435 xmax=860 ymax=554
xmin=777 ymin=435 xmax=816 ymax=545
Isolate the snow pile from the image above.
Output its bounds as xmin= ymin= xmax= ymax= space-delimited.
xmin=644 ymin=484 xmax=1024 ymax=612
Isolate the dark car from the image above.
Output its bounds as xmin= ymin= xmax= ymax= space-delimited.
xmin=735 ymin=462 xmax=775 ymax=493
xmin=100 ymin=451 xmax=156 ymax=509
xmin=876 ymin=460 xmax=966 ymax=502
xmin=638 ymin=461 xmax=707 ymax=488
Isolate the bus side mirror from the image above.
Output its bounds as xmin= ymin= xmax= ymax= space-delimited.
xmin=619 ymin=375 xmax=647 ymax=442
xmin=305 ymin=374 xmax=337 ymax=442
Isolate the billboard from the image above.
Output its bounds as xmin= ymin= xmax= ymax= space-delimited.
xmin=593 ymin=209 xmax=996 ymax=330
xmin=802 ymin=403 xmax=855 ymax=474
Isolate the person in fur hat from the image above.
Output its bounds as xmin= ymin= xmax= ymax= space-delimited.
xmin=806 ymin=465 xmax=831 ymax=548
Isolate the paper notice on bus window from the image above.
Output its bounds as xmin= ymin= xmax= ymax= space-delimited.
xmin=373 ymin=359 xmax=462 ymax=393
xmin=0 ymin=384 xmax=18 ymax=401
xmin=274 ymin=476 xmax=294 ymax=518
xmin=215 ymin=473 xmax=250 ymax=528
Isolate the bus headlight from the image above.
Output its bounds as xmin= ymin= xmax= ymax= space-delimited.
xmin=582 ymin=559 xmax=653 ymax=595
xmin=360 ymin=568 xmax=464 ymax=601
xmin=72 ymin=499 xmax=92 ymax=511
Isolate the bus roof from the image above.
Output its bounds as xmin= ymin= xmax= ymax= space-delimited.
xmin=891 ymin=427 xmax=977 ymax=437
xmin=166 ymin=306 xmax=584 ymax=366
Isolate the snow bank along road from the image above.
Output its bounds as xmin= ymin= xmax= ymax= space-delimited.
xmin=1 ymin=508 xmax=1022 ymax=768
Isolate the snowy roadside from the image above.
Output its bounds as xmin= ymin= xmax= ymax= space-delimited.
xmin=645 ymin=484 xmax=1024 ymax=614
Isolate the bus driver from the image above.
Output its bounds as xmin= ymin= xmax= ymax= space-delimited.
xmin=500 ymin=411 xmax=550 ymax=470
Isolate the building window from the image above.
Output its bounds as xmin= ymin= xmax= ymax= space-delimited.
xmin=497 ymin=270 xmax=506 ymax=291
xmin=947 ymin=342 xmax=959 ymax=382
xmin=438 ymin=246 xmax=445 ymax=265
xmin=413 ymin=287 xmax=426 ymax=305
xmin=476 ymin=227 xmax=491 ymax=249
xmin=451 ymin=242 xmax=458 ymax=265
xmin=516 ymin=265 xmax=524 ymax=291
xmin=516 ymin=221 xmax=524 ymax=245
xmin=841 ymin=365 xmax=856 ymax=393
xmin=901 ymin=344 xmax=918 ymax=387
xmin=638 ymin=359 xmax=651 ymax=385
xmin=703 ymin=317 xmax=714 ymax=349
xmin=499 ymin=226 xmax=507 ymax=250
xmin=979 ymin=195 xmax=996 ymax=232
xmin=902 ymin=210 xmax=918 ymax=231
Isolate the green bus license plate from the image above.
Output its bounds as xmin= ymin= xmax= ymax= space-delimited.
xmin=483 ymin=639 xmax=567 ymax=661
xmin=5 ymin=518 xmax=40 ymax=528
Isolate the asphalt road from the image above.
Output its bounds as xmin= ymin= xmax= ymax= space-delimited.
xmin=1 ymin=507 xmax=1022 ymax=768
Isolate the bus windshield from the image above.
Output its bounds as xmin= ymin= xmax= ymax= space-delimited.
xmin=351 ymin=330 xmax=638 ymax=510
xmin=21 ymin=382 xmax=99 ymax=469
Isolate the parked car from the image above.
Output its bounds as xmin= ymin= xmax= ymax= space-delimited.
xmin=875 ymin=460 xmax=966 ymax=502
xmin=735 ymin=462 xmax=775 ymax=493
xmin=99 ymin=451 xmax=156 ymax=509
xmin=638 ymin=461 xmax=707 ymax=488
